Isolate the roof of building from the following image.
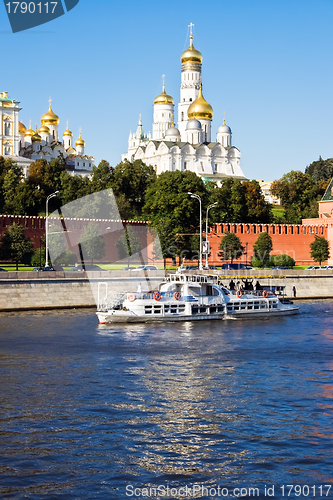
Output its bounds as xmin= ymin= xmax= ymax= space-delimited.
xmin=321 ymin=178 xmax=333 ymax=202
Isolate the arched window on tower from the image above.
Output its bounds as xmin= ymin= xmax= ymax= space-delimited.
xmin=189 ymin=98 xmax=192 ymax=102
xmin=181 ymin=112 xmax=184 ymax=121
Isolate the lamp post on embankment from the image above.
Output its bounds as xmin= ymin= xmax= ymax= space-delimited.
xmin=205 ymin=202 xmax=218 ymax=268
xmin=45 ymin=191 xmax=59 ymax=268
xmin=188 ymin=192 xmax=203 ymax=270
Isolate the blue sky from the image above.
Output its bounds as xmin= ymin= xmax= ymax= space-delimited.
xmin=1 ymin=0 xmax=333 ymax=181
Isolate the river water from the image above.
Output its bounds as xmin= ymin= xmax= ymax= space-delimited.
xmin=0 ymin=300 xmax=333 ymax=499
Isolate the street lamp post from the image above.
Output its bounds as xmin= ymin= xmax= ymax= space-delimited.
xmin=188 ymin=192 xmax=203 ymax=270
xmin=45 ymin=191 xmax=59 ymax=267
xmin=245 ymin=242 xmax=248 ymax=267
xmin=205 ymin=202 xmax=218 ymax=267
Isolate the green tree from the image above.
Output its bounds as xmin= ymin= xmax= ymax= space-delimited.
xmin=79 ymin=223 xmax=105 ymax=264
xmin=208 ymin=178 xmax=271 ymax=223
xmin=0 ymin=157 xmax=23 ymax=213
xmin=310 ymin=236 xmax=330 ymax=266
xmin=3 ymin=166 xmax=23 ymax=214
xmin=271 ymin=254 xmax=295 ymax=267
xmin=252 ymin=232 xmax=273 ymax=268
xmin=111 ymin=159 xmax=156 ymax=219
xmin=0 ymin=223 xmax=34 ymax=270
xmin=143 ymin=170 xmax=207 ymax=264
xmin=115 ymin=225 xmax=142 ymax=264
xmin=305 ymin=156 xmax=333 ymax=183
xmin=90 ymin=160 xmax=113 ymax=193
xmin=219 ymin=231 xmax=244 ymax=263
xmin=271 ymin=171 xmax=327 ymax=223
xmin=31 ymin=249 xmax=45 ymax=268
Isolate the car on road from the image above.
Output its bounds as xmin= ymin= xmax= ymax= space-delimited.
xmin=135 ymin=265 xmax=159 ymax=271
xmin=221 ymin=263 xmax=253 ymax=270
xmin=68 ymin=264 xmax=102 ymax=271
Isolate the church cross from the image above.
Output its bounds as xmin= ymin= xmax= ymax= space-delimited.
xmin=48 ymin=97 xmax=52 ymax=108
xmin=188 ymin=22 xmax=194 ymax=36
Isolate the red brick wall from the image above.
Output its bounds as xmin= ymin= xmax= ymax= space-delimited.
xmin=0 ymin=216 xmax=331 ymax=266
xmin=207 ymin=222 xmax=328 ymax=265
xmin=0 ymin=215 xmax=149 ymax=264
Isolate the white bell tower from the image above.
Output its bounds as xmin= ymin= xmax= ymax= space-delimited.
xmin=178 ymin=23 xmax=202 ymax=140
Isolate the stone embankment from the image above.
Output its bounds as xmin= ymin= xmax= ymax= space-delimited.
xmin=0 ymin=269 xmax=332 ymax=312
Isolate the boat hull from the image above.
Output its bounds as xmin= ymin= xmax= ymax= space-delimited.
xmin=225 ymin=305 xmax=299 ymax=320
xmin=97 ymin=311 xmax=225 ymax=324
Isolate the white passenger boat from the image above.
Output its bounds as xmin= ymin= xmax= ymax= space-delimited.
xmin=96 ymin=274 xmax=298 ymax=324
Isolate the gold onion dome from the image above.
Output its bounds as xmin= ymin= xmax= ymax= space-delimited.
xmin=41 ymin=105 xmax=59 ymax=125
xmin=180 ymin=35 xmax=202 ymax=64
xmin=32 ymin=127 xmax=42 ymax=142
xmin=75 ymin=131 xmax=85 ymax=147
xmin=154 ymin=83 xmax=174 ymax=105
xmin=19 ymin=121 xmax=26 ymax=134
xmin=39 ymin=124 xmax=50 ymax=134
xmin=187 ymin=85 xmax=213 ymax=121
xmin=25 ymin=125 xmax=35 ymax=137
xmin=63 ymin=124 xmax=73 ymax=137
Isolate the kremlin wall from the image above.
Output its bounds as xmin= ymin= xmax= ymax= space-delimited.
xmin=0 ymin=214 xmax=330 ymax=266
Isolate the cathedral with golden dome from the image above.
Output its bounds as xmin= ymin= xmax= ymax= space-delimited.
xmin=0 ymin=93 xmax=94 ymax=177
xmin=122 ymin=26 xmax=245 ymax=182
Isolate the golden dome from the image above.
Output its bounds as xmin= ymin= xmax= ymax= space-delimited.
xmin=180 ymin=35 xmax=202 ymax=64
xmin=39 ymin=124 xmax=50 ymax=134
xmin=32 ymin=127 xmax=42 ymax=142
xmin=25 ymin=125 xmax=35 ymax=137
xmin=154 ymin=83 xmax=174 ymax=105
xmin=19 ymin=121 xmax=26 ymax=134
xmin=63 ymin=123 xmax=73 ymax=137
xmin=75 ymin=131 xmax=85 ymax=147
xmin=41 ymin=105 xmax=59 ymax=125
xmin=187 ymin=86 xmax=213 ymax=121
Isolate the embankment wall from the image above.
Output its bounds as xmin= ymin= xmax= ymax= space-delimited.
xmin=0 ymin=270 xmax=332 ymax=311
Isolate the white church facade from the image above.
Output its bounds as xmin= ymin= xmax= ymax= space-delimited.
xmin=0 ymin=92 xmax=94 ymax=177
xmin=122 ymin=28 xmax=245 ymax=183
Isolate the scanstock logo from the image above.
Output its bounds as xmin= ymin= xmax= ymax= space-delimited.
xmin=4 ymin=0 xmax=79 ymax=33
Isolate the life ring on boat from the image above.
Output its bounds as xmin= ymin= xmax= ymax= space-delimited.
xmin=174 ymin=291 xmax=181 ymax=300
xmin=127 ymin=293 xmax=136 ymax=302
xmin=236 ymin=290 xmax=242 ymax=298
xmin=154 ymin=291 xmax=161 ymax=301
xmin=262 ymin=290 xmax=268 ymax=298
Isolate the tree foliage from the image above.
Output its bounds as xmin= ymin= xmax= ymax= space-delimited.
xmin=271 ymin=171 xmax=328 ymax=224
xmin=310 ymin=236 xmax=330 ymax=265
xmin=115 ymin=225 xmax=142 ymax=262
xmin=305 ymin=156 xmax=333 ymax=183
xmin=208 ymin=179 xmax=271 ymax=224
xmin=143 ymin=170 xmax=207 ymax=263
xmin=252 ymin=232 xmax=273 ymax=268
xmin=219 ymin=232 xmax=244 ymax=262
xmin=79 ymin=223 xmax=105 ymax=263
xmin=111 ymin=159 xmax=156 ymax=219
xmin=271 ymin=254 xmax=295 ymax=267
xmin=0 ymin=223 xmax=34 ymax=270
